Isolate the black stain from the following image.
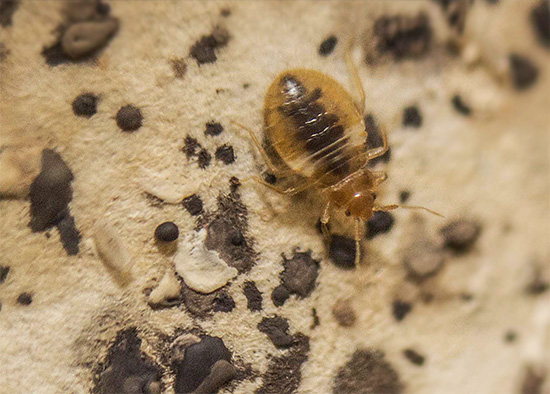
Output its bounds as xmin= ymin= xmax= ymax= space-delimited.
xmin=319 ymin=35 xmax=338 ymax=56
xmin=116 ymin=105 xmax=142 ymax=132
xmin=531 ymin=1 xmax=550 ymax=48
xmin=403 ymin=349 xmax=425 ymax=366
xmin=215 ymin=144 xmax=235 ymax=165
xmin=255 ymin=333 xmax=309 ymax=394
xmin=183 ymin=136 xmax=212 ymax=169
xmin=17 ymin=292 xmax=32 ymax=305
xmin=72 ymin=93 xmax=98 ymax=117
xmin=510 ymin=54 xmax=539 ymax=90
xmin=173 ymin=336 xmax=232 ymax=394
xmin=213 ymin=292 xmax=236 ymax=312
xmin=399 ymin=190 xmax=411 ymax=203
xmin=328 ymin=235 xmax=357 ymax=270
xmin=257 ymin=316 xmax=294 ymax=349
xmin=451 ymin=94 xmax=472 ymax=116
xmin=57 ymin=214 xmax=80 ymax=255
xmin=92 ymin=328 xmax=161 ymax=394
xmin=271 ymin=285 xmax=290 ymax=307
xmin=205 ymin=121 xmax=224 ymax=137
xmin=374 ymin=13 xmax=432 ymax=60
xmin=243 ymin=281 xmax=263 ymax=312
xmin=334 ymin=349 xmax=404 ymax=394
xmin=0 ymin=0 xmax=18 ymax=27
xmin=392 ymin=300 xmax=412 ymax=321
xmin=182 ymin=194 xmax=204 ymax=216
xmin=366 ymin=211 xmax=395 ymax=239
xmin=154 ymin=221 xmax=179 ymax=242
xmin=190 ymin=26 xmax=230 ymax=65
xmin=440 ymin=219 xmax=481 ymax=253
xmin=0 ymin=265 xmax=10 ymax=284
xmin=402 ymin=106 xmax=422 ymax=127
xmin=272 ymin=251 xmax=320 ymax=306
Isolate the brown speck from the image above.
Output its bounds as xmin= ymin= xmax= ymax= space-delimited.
xmin=215 ymin=144 xmax=235 ymax=165
xmin=17 ymin=292 xmax=32 ymax=305
xmin=243 ymin=281 xmax=262 ymax=312
xmin=0 ymin=0 xmax=18 ymax=27
xmin=116 ymin=105 xmax=143 ymax=132
xmin=531 ymin=1 xmax=550 ymax=48
xmin=182 ymin=194 xmax=204 ymax=216
xmin=72 ymin=93 xmax=98 ymax=117
xmin=332 ymin=299 xmax=356 ymax=327
xmin=171 ymin=58 xmax=187 ymax=78
xmin=399 ymin=190 xmax=411 ymax=203
xmin=329 ymin=235 xmax=357 ymax=269
xmin=334 ymin=349 xmax=403 ymax=394
xmin=0 ymin=265 xmax=10 ymax=284
xmin=257 ymin=316 xmax=293 ymax=348
xmin=319 ymin=35 xmax=338 ymax=56
xmin=311 ymin=308 xmax=320 ymax=329
xmin=373 ymin=13 xmax=432 ymax=60
xmin=205 ymin=121 xmax=224 ymax=137
xmin=402 ymin=106 xmax=422 ymax=127
xmin=510 ymin=54 xmax=539 ymax=91
xmin=452 ymin=94 xmax=472 ymax=116
xmin=392 ymin=300 xmax=412 ymax=321
xmin=190 ymin=26 xmax=230 ymax=65
xmin=403 ymin=349 xmax=425 ymax=366
xmin=197 ymin=149 xmax=211 ymax=169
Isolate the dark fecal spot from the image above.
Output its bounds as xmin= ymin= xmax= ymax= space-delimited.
xmin=42 ymin=41 xmax=72 ymax=66
xmin=333 ymin=349 xmax=404 ymax=394
xmin=399 ymin=190 xmax=411 ymax=203
xmin=520 ymin=365 xmax=545 ymax=394
xmin=504 ymin=330 xmax=517 ymax=343
xmin=255 ymin=333 xmax=309 ymax=394
xmin=403 ymin=106 xmax=422 ymax=128
xmin=197 ymin=149 xmax=211 ymax=169
xmin=0 ymin=0 xmax=18 ymax=27
xmin=243 ymin=281 xmax=262 ymax=312
xmin=144 ymin=192 xmax=165 ymax=208
xmin=154 ymin=222 xmax=179 ymax=242
xmin=271 ymin=285 xmax=290 ymax=307
xmin=183 ymin=136 xmax=200 ymax=158
xmin=319 ymin=35 xmax=338 ymax=56
xmin=204 ymin=188 xmax=256 ymax=273
xmin=0 ymin=265 xmax=10 ymax=284
xmin=452 ymin=94 xmax=472 ymax=115
xmin=173 ymin=336 xmax=232 ymax=394
xmin=280 ymin=251 xmax=319 ymax=299
xmin=311 ymin=308 xmax=320 ymax=329
xmin=531 ymin=1 xmax=550 ymax=48
xmin=29 ymin=149 xmax=74 ymax=232
xmin=332 ymin=299 xmax=356 ymax=327
xmin=220 ymin=8 xmax=231 ymax=17
xmin=365 ymin=114 xmax=391 ymax=166
xmin=403 ymin=349 xmax=425 ymax=366
xmin=257 ymin=316 xmax=294 ymax=348
xmin=57 ymin=214 xmax=80 ymax=255
xmin=243 ymin=83 xmax=250 ymax=89
xmin=190 ymin=26 xmax=230 ymax=65
xmin=17 ymin=292 xmax=32 ymax=305
xmin=181 ymin=282 xmax=224 ymax=317
xmin=526 ymin=267 xmax=549 ymax=296
xmin=366 ymin=211 xmax=394 ymax=239
xmin=329 ymin=235 xmax=357 ymax=270
xmin=263 ymin=172 xmax=277 ymax=185
xmin=460 ymin=292 xmax=474 ymax=302
xmin=72 ymin=93 xmax=98 ymax=117
xmin=116 ymin=105 xmax=142 ymax=132
xmin=170 ymin=58 xmax=187 ymax=78
xmin=96 ymin=1 xmax=110 ymax=16
xmin=215 ymin=144 xmax=235 ymax=165
xmin=229 ymin=176 xmax=240 ymax=192
xmin=392 ymin=300 xmax=412 ymax=321
xmin=374 ymin=13 xmax=432 ymax=60
xmin=510 ymin=54 xmax=539 ymax=91
xmin=205 ymin=121 xmax=224 ymax=136
xmin=93 ymin=328 xmax=161 ymax=394
xmin=440 ymin=219 xmax=481 ymax=253
xmin=213 ymin=292 xmax=235 ymax=312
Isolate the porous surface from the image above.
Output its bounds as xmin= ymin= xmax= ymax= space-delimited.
xmin=0 ymin=1 xmax=548 ymax=393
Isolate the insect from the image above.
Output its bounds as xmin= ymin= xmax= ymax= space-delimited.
xmin=233 ymin=52 xmax=440 ymax=265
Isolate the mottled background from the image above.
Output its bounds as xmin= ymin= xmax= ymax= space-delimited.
xmin=0 ymin=1 xmax=549 ymax=393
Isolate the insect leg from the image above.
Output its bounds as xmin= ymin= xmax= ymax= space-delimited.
xmin=354 ymin=217 xmax=363 ymax=266
xmin=366 ymin=123 xmax=388 ymax=160
xmin=345 ymin=40 xmax=366 ymax=113
xmin=230 ymin=119 xmax=279 ymax=173
xmin=244 ymin=174 xmax=311 ymax=196
xmin=321 ymin=202 xmax=332 ymax=242
xmin=374 ymin=204 xmax=444 ymax=218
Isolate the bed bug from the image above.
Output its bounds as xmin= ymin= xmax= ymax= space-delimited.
xmin=232 ymin=51 xmax=440 ymax=265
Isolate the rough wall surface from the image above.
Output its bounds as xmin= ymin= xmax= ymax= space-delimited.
xmin=0 ymin=1 xmax=548 ymax=393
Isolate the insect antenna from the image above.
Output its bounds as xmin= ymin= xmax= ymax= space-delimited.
xmin=374 ymin=204 xmax=444 ymax=218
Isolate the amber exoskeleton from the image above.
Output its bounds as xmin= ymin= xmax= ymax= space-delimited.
xmin=234 ymin=64 xmax=439 ymax=264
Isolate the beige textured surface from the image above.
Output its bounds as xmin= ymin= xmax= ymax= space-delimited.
xmin=0 ymin=1 xmax=549 ymax=393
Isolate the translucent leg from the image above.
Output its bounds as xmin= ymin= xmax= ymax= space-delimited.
xmin=354 ymin=217 xmax=363 ymax=266
xmin=366 ymin=123 xmax=388 ymax=160
xmin=345 ymin=40 xmax=366 ymax=113
xmin=242 ymin=175 xmax=311 ymax=196
xmin=321 ymin=202 xmax=332 ymax=242
xmin=230 ymin=119 xmax=279 ymax=173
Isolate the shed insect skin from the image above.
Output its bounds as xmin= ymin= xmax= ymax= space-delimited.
xmin=233 ymin=50 xmax=441 ymax=265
